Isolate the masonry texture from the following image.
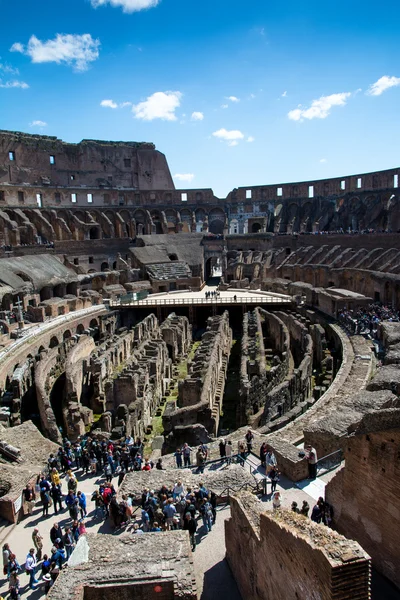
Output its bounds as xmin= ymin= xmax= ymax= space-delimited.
xmin=226 ymin=492 xmax=371 ymax=600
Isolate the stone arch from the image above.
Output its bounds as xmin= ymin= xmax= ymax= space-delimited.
xmin=49 ymin=336 xmax=59 ymax=349
xmin=101 ymin=261 xmax=109 ymax=271
xmin=251 ymin=222 xmax=262 ymax=233
xmin=89 ymin=227 xmax=100 ymax=240
xmin=63 ymin=330 xmax=72 ymax=340
xmin=77 ymin=323 xmax=85 ymax=335
xmin=208 ymin=208 xmax=225 ymax=234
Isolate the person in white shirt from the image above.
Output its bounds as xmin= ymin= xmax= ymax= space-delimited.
xmin=25 ymin=548 xmax=38 ymax=589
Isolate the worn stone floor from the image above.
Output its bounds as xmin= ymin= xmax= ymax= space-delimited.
xmin=0 ymin=464 xmax=398 ymax=600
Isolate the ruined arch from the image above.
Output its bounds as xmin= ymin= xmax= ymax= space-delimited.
xmin=49 ymin=336 xmax=59 ymax=349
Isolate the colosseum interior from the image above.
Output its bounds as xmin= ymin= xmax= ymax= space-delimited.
xmin=0 ymin=129 xmax=399 ymax=600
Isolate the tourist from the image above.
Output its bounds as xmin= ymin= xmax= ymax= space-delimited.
xmin=77 ymin=491 xmax=87 ymax=517
xmin=50 ymin=482 xmax=63 ymax=514
xmin=22 ymin=484 xmax=35 ymax=516
xmin=50 ymin=545 xmax=65 ymax=569
xmin=65 ymin=490 xmax=77 ymax=519
xmin=269 ymin=466 xmax=280 ymax=493
xmin=49 ymin=522 xmax=60 ymax=546
xmin=182 ymin=443 xmax=192 ymax=467
xmin=174 ymin=447 xmax=183 ymax=468
xmin=92 ymin=490 xmax=106 ymax=519
xmin=245 ymin=429 xmax=254 ymax=454
xmin=305 ymin=444 xmax=318 ymax=479
xmin=104 ymin=462 xmax=113 ymax=482
xmin=272 ymin=491 xmax=282 ymax=511
xmin=142 ymin=459 xmax=152 ymax=471
xmin=32 ymin=528 xmax=43 ymax=561
xmin=219 ymin=439 xmax=226 ymax=458
xmin=196 ymin=447 xmax=206 ymax=474
xmin=311 ymin=497 xmax=324 ymax=523
xmin=7 ymin=554 xmax=20 ymax=579
xmin=90 ymin=454 xmax=98 ymax=474
xmin=24 ymin=548 xmax=38 ymax=589
xmin=199 ymin=498 xmax=213 ymax=532
xmin=43 ymin=572 xmax=53 ymax=594
xmin=199 ymin=442 xmax=209 ymax=460
xmin=300 ymin=500 xmax=310 ymax=517
xmin=259 ymin=442 xmax=268 ymax=467
xmin=63 ymin=527 xmax=75 ymax=560
xmin=71 ymin=520 xmax=80 ymax=543
xmin=163 ymin=498 xmax=177 ymax=530
xmin=41 ymin=554 xmax=51 ymax=576
xmin=66 ymin=470 xmax=78 ymax=493
xmin=8 ymin=567 xmax=20 ymax=599
xmin=78 ymin=519 xmax=87 ymax=536
xmin=40 ymin=485 xmax=51 ymax=517
xmin=265 ymin=449 xmax=277 ymax=475
xmin=291 ymin=501 xmax=300 ymax=513
xmin=2 ymin=543 xmax=11 ymax=577
xmin=225 ymin=440 xmax=233 ymax=465
xmin=173 ymin=480 xmax=185 ymax=500
xmin=50 ymin=467 xmax=61 ymax=487
xmin=183 ymin=513 xmax=197 ymax=551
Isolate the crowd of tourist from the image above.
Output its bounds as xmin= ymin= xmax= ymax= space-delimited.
xmin=339 ymin=302 xmax=400 ymax=337
xmin=0 ymin=430 xmax=332 ymax=598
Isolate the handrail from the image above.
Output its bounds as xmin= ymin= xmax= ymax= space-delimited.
xmin=109 ymin=296 xmax=292 ymax=308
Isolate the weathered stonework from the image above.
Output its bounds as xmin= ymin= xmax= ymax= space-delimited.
xmin=225 ymin=492 xmax=371 ymax=600
xmin=163 ymin=312 xmax=232 ymax=446
xmin=325 ymin=408 xmax=400 ymax=589
xmin=47 ymin=532 xmax=197 ymax=600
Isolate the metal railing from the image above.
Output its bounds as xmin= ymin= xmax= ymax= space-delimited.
xmin=316 ymin=449 xmax=343 ymax=474
xmin=109 ymin=295 xmax=291 ymax=308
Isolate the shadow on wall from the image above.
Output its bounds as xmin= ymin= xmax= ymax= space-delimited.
xmin=201 ymin=559 xmax=242 ymax=600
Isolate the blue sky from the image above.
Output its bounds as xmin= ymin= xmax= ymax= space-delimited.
xmin=1 ymin=0 xmax=399 ymax=197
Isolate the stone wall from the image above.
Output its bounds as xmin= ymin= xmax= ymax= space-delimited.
xmin=239 ymin=309 xmax=290 ymax=426
xmin=46 ymin=532 xmax=197 ymax=600
xmin=163 ymin=312 xmax=232 ymax=444
xmin=325 ymin=408 xmax=400 ymax=589
xmin=225 ymin=492 xmax=371 ymax=600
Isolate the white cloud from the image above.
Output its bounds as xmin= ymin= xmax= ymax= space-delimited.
xmin=10 ymin=34 xmax=100 ymax=72
xmin=90 ymin=0 xmax=159 ymax=13
xmin=30 ymin=120 xmax=47 ymax=127
xmin=10 ymin=43 xmax=24 ymax=54
xmin=226 ymin=95 xmax=240 ymax=102
xmin=120 ymin=101 xmax=132 ymax=108
xmin=0 ymin=80 xmax=29 ymax=89
xmin=212 ymin=128 xmax=245 ymax=146
xmin=173 ymin=173 xmax=195 ymax=183
xmin=101 ymin=99 xmax=118 ymax=108
xmin=281 ymin=90 xmax=287 ymax=97
xmin=319 ymin=158 xmax=327 ymax=163
xmin=0 ymin=62 xmax=19 ymax=75
xmin=246 ymin=136 xmax=255 ymax=143
xmin=366 ymin=75 xmax=400 ymax=96
xmin=132 ymin=91 xmax=182 ymax=121
xmin=221 ymin=104 xmax=228 ymax=109
xmin=288 ymin=92 xmax=351 ymax=122
xmin=191 ymin=111 xmax=204 ymax=121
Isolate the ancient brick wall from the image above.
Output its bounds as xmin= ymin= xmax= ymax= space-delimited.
xmin=325 ymin=408 xmax=400 ymax=588
xmin=225 ymin=492 xmax=371 ymax=600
